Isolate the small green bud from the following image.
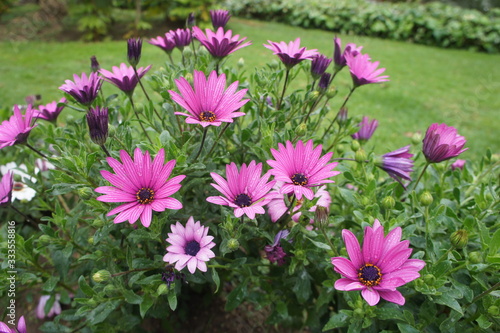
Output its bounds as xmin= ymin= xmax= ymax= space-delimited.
xmin=103 ymin=284 xmax=118 ymax=296
xmin=314 ymin=206 xmax=329 ymax=228
xmin=268 ymin=60 xmax=279 ymax=70
xmin=294 ymin=249 xmax=306 ymax=261
xmin=468 ymin=251 xmax=482 ymax=264
xmin=92 ymin=270 xmax=111 ymax=283
xmin=87 ymin=237 xmax=94 ymax=245
xmin=355 ymin=149 xmax=367 ymax=163
xmin=361 ymin=196 xmax=370 ymax=206
xmin=157 ymin=283 xmax=169 ymax=296
xmin=411 ymin=132 xmax=422 ymax=145
xmin=92 ymin=219 xmax=105 ymax=228
xmin=420 ymin=191 xmax=433 ymax=206
xmin=434 ymin=163 xmax=445 ymax=172
xmin=237 ymin=58 xmax=245 ymax=68
xmin=227 ymin=238 xmax=240 ymax=251
xmin=336 ymin=144 xmax=345 ymax=154
xmin=38 ymin=235 xmax=53 ymax=245
xmin=488 ymin=305 xmax=499 ymax=317
xmin=381 ymin=196 xmax=396 ymax=210
xmin=226 ymin=141 xmax=237 ymax=153
xmin=450 ymin=229 xmax=468 ymax=249
xmin=95 ymin=250 xmax=104 ymax=257
xmin=295 ymin=123 xmax=307 ymax=137
xmin=326 ymin=86 xmax=337 ymax=99
xmin=310 ymin=90 xmax=320 ymax=99
xmin=182 ymin=47 xmax=193 ymax=58
xmin=351 ymin=140 xmax=360 ymax=152
xmin=78 ymin=187 xmax=94 ymax=200
xmin=423 ymin=274 xmax=436 ymax=286
xmin=354 ymin=308 xmax=363 ymax=316
xmin=184 ymin=73 xmax=194 ymax=85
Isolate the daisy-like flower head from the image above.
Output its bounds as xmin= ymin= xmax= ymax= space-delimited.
xmin=345 ymin=52 xmax=389 ymax=87
xmin=333 ymin=37 xmax=363 ymax=69
xmin=59 ymin=72 xmax=102 ymax=106
xmin=352 ymin=116 xmax=378 ymax=142
xmin=0 ymin=171 xmax=13 ymax=206
xmin=171 ymin=28 xmax=192 ymax=49
xmin=264 ymin=229 xmax=290 ymax=266
xmin=210 ymin=9 xmax=231 ymax=30
xmin=451 ymin=159 xmax=466 ymax=170
xmin=149 ymin=33 xmax=176 ymax=54
xmin=0 ymin=105 xmax=38 ymax=149
xmin=168 ymin=70 xmax=249 ymax=127
xmin=267 ymin=140 xmax=340 ymax=200
xmin=376 ymin=145 xmax=414 ymax=188
xmin=99 ymin=63 xmax=152 ymax=95
xmin=0 ymin=315 xmax=26 ymax=333
xmin=331 ymin=219 xmax=425 ymax=306
xmin=310 ymin=54 xmax=332 ymax=80
xmin=37 ymin=294 xmax=61 ymax=319
xmin=422 ymin=123 xmax=468 ymax=163
xmin=193 ymin=26 xmax=251 ymax=59
xmin=35 ymin=98 xmax=67 ymax=122
xmin=95 ymin=148 xmax=185 ymax=228
xmin=163 ymin=216 xmax=216 ymax=274
xmin=264 ymin=38 xmax=318 ymax=69
xmin=206 ymin=161 xmax=276 ymax=219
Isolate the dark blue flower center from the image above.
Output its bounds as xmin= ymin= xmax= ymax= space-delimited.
xmin=358 ymin=264 xmax=382 ymax=287
xmin=234 ymin=193 xmax=252 ymax=208
xmin=185 ymin=240 xmax=201 ymax=256
xmin=199 ymin=111 xmax=216 ymax=122
xmin=136 ymin=187 xmax=155 ymax=204
xmin=291 ymin=173 xmax=308 ymax=186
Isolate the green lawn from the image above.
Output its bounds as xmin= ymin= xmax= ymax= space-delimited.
xmin=0 ymin=17 xmax=498 ymax=157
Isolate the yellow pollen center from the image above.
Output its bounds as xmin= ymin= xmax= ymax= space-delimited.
xmin=199 ymin=111 xmax=216 ymax=122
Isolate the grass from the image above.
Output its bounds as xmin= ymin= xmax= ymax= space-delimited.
xmin=0 ymin=17 xmax=498 ymax=158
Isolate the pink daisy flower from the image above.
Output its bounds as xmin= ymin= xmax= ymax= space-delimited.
xmin=345 ymin=53 xmax=389 ymax=87
xmin=59 ymin=72 xmax=102 ymax=106
xmin=163 ymin=216 xmax=216 ymax=274
xmin=99 ymin=63 xmax=152 ymax=95
xmin=331 ymin=220 xmax=425 ymax=306
xmin=168 ymin=70 xmax=249 ymax=127
xmin=0 ymin=315 xmax=26 ymax=333
xmin=451 ymin=159 xmax=466 ymax=170
xmin=333 ymin=37 xmax=363 ymax=69
xmin=351 ymin=116 xmax=378 ymax=142
xmin=0 ymin=105 xmax=38 ymax=150
xmin=376 ymin=145 xmax=414 ymax=188
xmin=34 ymin=98 xmax=67 ymax=122
xmin=149 ymin=33 xmax=176 ymax=54
xmin=264 ymin=38 xmax=318 ymax=69
xmin=264 ymin=229 xmax=290 ymax=266
xmin=206 ymin=161 xmax=276 ymax=219
xmin=267 ymin=140 xmax=340 ymax=200
xmin=95 ymin=148 xmax=185 ymax=228
xmin=193 ymin=26 xmax=251 ymax=59
xmin=422 ymin=123 xmax=468 ymax=163
xmin=0 ymin=171 xmax=13 ymax=206
xmin=210 ymin=9 xmax=231 ymax=30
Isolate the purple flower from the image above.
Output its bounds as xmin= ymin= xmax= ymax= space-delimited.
xmin=95 ymin=148 xmax=185 ymax=228
xmin=264 ymin=230 xmax=290 ymax=266
xmin=267 ymin=140 xmax=340 ymax=200
xmin=37 ymin=294 xmax=61 ymax=319
xmin=0 ymin=316 xmax=26 ymax=333
xmin=331 ymin=219 xmax=425 ymax=306
xmin=149 ymin=33 xmax=176 ymax=54
xmin=0 ymin=105 xmax=38 ymax=149
xmin=376 ymin=145 xmax=414 ymax=187
xmin=86 ymin=106 xmax=108 ymax=146
xmin=451 ymin=159 xmax=466 ymax=170
xmin=311 ymin=54 xmax=332 ymax=79
xmin=264 ymin=38 xmax=318 ymax=69
xmin=34 ymin=98 xmax=67 ymax=122
xmin=345 ymin=53 xmax=389 ymax=87
xmin=127 ymin=37 xmax=142 ymax=67
xmin=163 ymin=216 xmax=216 ymax=274
xmin=0 ymin=171 xmax=13 ymax=206
xmin=333 ymin=37 xmax=363 ymax=69
xmin=422 ymin=123 xmax=468 ymax=163
xmin=99 ymin=63 xmax=151 ymax=95
xmin=210 ymin=9 xmax=231 ymax=30
xmin=206 ymin=161 xmax=276 ymax=219
xmin=90 ymin=55 xmax=100 ymax=72
xmin=318 ymin=73 xmax=331 ymax=91
xmin=352 ymin=116 xmax=378 ymax=142
xmin=171 ymin=28 xmax=192 ymax=49
xmin=193 ymin=26 xmax=251 ymax=59
xmin=169 ymin=70 xmax=249 ymax=127
xmin=186 ymin=12 xmax=196 ymax=28
xmin=59 ymin=72 xmax=102 ymax=106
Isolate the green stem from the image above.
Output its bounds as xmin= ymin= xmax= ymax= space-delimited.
xmin=413 ymin=162 xmax=430 ymax=191
xmin=276 ymin=68 xmax=290 ymax=110
xmin=193 ymin=127 xmax=208 ymax=162
xmin=133 ymin=67 xmax=162 ymax=120
xmin=129 ymin=96 xmax=153 ymax=144
xmin=465 ymin=160 xmax=500 ymax=197
xmin=26 ymin=143 xmax=48 ymax=159
xmin=101 ymin=145 xmax=111 ymax=157
xmin=319 ymin=224 xmax=338 ymax=256
xmin=205 ymin=122 xmax=231 ymax=160
xmin=111 ymin=267 xmax=155 ymax=277
xmin=470 ymin=281 xmax=500 ymax=304
xmin=321 ymin=86 xmax=355 ymax=141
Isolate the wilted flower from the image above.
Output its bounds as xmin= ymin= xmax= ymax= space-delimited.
xmin=264 ymin=230 xmax=290 ymax=266
xmin=99 ymin=63 xmax=152 ymax=95
xmin=127 ymin=37 xmax=142 ymax=67
xmin=149 ymin=33 xmax=176 ymax=54
xmin=210 ymin=9 xmax=231 ymax=30
xmin=333 ymin=37 xmax=363 ymax=69
xmin=264 ymin=38 xmax=318 ymax=69
xmin=451 ymin=159 xmax=466 ymax=170
xmin=193 ymin=26 xmax=251 ymax=59
xmin=169 ymin=70 xmax=249 ymax=127
xmin=352 ymin=116 xmax=378 ymax=142
xmin=59 ymin=72 xmax=102 ymax=106
xmin=310 ymin=54 xmax=332 ymax=79
xmin=95 ymin=148 xmax=185 ymax=228
xmin=36 ymin=294 xmax=61 ymax=319
xmin=0 ymin=105 xmax=38 ymax=149
xmin=171 ymin=28 xmax=192 ymax=50
xmin=86 ymin=106 xmax=108 ymax=146
xmin=331 ymin=219 xmax=425 ymax=306
xmin=0 ymin=171 xmax=13 ymax=206
xmin=267 ymin=140 xmax=340 ymax=200
xmin=163 ymin=216 xmax=216 ymax=274
xmin=206 ymin=161 xmax=276 ymax=219
xmin=422 ymin=123 xmax=468 ymax=163
xmin=35 ymin=98 xmax=67 ymax=122
xmin=376 ymin=145 xmax=414 ymax=187
xmin=345 ymin=53 xmax=389 ymax=87
xmin=0 ymin=315 xmax=26 ymax=333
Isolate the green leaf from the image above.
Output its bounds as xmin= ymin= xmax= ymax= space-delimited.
xmin=225 ymin=279 xmax=248 ymax=311
xmin=434 ymin=293 xmax=463 ymax=315
xmin=375 ymin=306 xmax=405 ymax=321
xmin=488 ymin=228 xmax=500 ymax=256
xmin=323 ymin=312 xmax=349 ymax=331
xmin=140 ymin=293 xmax=155 ymax=318
xmin=122 ymin=289 xmax=142 ymax=304
xmin=43 ymin=275 xmax=60 ymax=292
xmin=78 ymin=275 xmax=96 ymax=297
xmin=397 ymin=323 xmax=420 ymax=333
xmin=211 ymin=267 xmax=220 ymax=293
xmin=476 ymin=314 xmax=492 ymax=329
xmin=168 ymin=291 xmax=177 ymax=311
xmin=90 ymin=300 xmax=120 ymax=325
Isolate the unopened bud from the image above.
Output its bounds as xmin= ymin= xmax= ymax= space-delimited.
xmin=326 ymin=86 xmax=337 ymax=99
xmin=87 ymin=237 xmax=94 ymax=245
xmin=423 ymin=274 xmax=436 ymax=285
xmin=314 ymin=206 xmax=329 ymax=227
xmin=237 ymin=58 xmax=245 ymax=68
xmin=226 ymin=141 xmax=237 ymax=153
xmin=295 ymin=123 xmax=307 ymax=137
xmin=488 ymin=305 xmax=499 ymax=317
xmin=268 ymin=60 xmax=279 ymax=70
xmin=355 ymin=149 xmax=367 ymax=163
xmin=336 ymin=107 xmax=348 ymax=125
xmin=411 ymin=132 xmax=422 ymax=145
xmin=184 ymin=73 xmax=194 ymax=85
xmin=420 ymin=191 xmax=433 ymax=206
xmin=93 ymin=270 xmax=111 ymax=283
xmin=182 ymin=47 xmax=193 ymax=58
xmin=90 ymin=56 xmax=100 ymax=73
xmin=310 ymin=90 xmax=320 ymax=99
xmin=336 ymin=144 xmax=345 ymax=154
xmin=38 ymin=235 xmax=52 ymax=245
xmin=360 ymin=196 xmax=370 ymax=206
xmin=351 ymin=140 xmax=360 ymax=152
xmin=381 ymin=196 xmax=395 ymax=209
xmin=450 ymin=229 xmax=468 ymax=249
xmin=78 ymin=187 xmax=94 ymax=200
xmin=468 ymin=251 xmax=482 ymax=264
xmin=227 ymin=238 xmax=240 ymax=251
xmin=92 ymin=218 xmax=105 ymax=228
xmin=103 ymin=284 xmax=118 ymax=296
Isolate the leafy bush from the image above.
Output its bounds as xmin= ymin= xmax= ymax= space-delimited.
xmin=226 ymin=0 xmax=500 ymax=52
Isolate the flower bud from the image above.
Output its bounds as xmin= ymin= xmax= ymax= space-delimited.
xmin=268 ymin=60 xmax=279 ymax=70
xmin=336 ymin=144 xmax=345 ymax=154
xmin=450 ymin=229 xmax=468 ymax=249
xmin=182 ymin=47 xmax=193 ymax=58
xmin=92 ymin=218 xmax=105 ymax=228
xmin=90 ymin=56 xmax=100 ymax=73
xmin=226 ymin=141 xmax=237 ymax=153
xmin=237 ymin=58 xmax=245 ymax=68
xmin=360 ymin=196 xmax=370 ymax=206
xmin=411 ymin=132 xmax=422 ymax=145
xmin=336 ymin=107 xmax=348 ymax=125
xmin=186 ymin=12 xmax=196 ymax=28
xmin=355 ymin=149 xmax=367 ymax=163
xmin=38 ymin=235 xmax=53 ymax=245
xmin=127 ymin=38 xmax=142 ymax=68
xmin=310 ymin=90 xmax=320 ymax=99
xmin=295 ymin=123 xmax=307 ymax=137
xmin=314 ymin=206 xmax=329 ymax=228
xmin=78 ymin=187 xmax=94 ymax=200
xmin=468 ymin=251 xmax=482 ymax=264
xmin=325 ymin=86 xmax=337 ymax=99
xmin=419 ymin=191 xmax=433 ymax=206
xmin=488 ymin=305 xmax=499 ymax=317
xmin=423 ymin=274 xmax=436 ymax=285
xmin=184 ymin=73 xmax=194 ymax=85
xmin=92 ymin=270 xmax=111 ymax=283
xmin=351 ymin=140 xmax=360 ymax=152
xmin=86 ymin=106 xmax=109 ymax=146
xmin=87 ymin=237 xmax=94 ymax=245
xmin=381 ymin=196 xmax=395 ymax=210
xmin=103 ymin=284 xmax=118 ymax=296
xmin=227 ymin=238 xmax=240 ymax=251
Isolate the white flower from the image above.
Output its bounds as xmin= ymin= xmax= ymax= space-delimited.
xmin=1 ymin=162 xmax=37 ymax=202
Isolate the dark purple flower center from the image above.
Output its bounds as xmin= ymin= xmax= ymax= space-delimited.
xmin=136 ymin=187 xmax=155 ymax=204
xmin=199 ymin=111 xmax=216 ymax=122
xmin=185 ymin=240 xmax=201 ymax=256
xmin=358 ymin=264 xmax=382 ymax=287
xmin=234 ymin=193 xmax=252 ymax=208
xmin=291 ymin=173 xmax=308 ymax=186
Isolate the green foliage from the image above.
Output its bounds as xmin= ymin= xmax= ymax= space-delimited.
xmin=226 ymin=0 xmax=500 ymax=53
